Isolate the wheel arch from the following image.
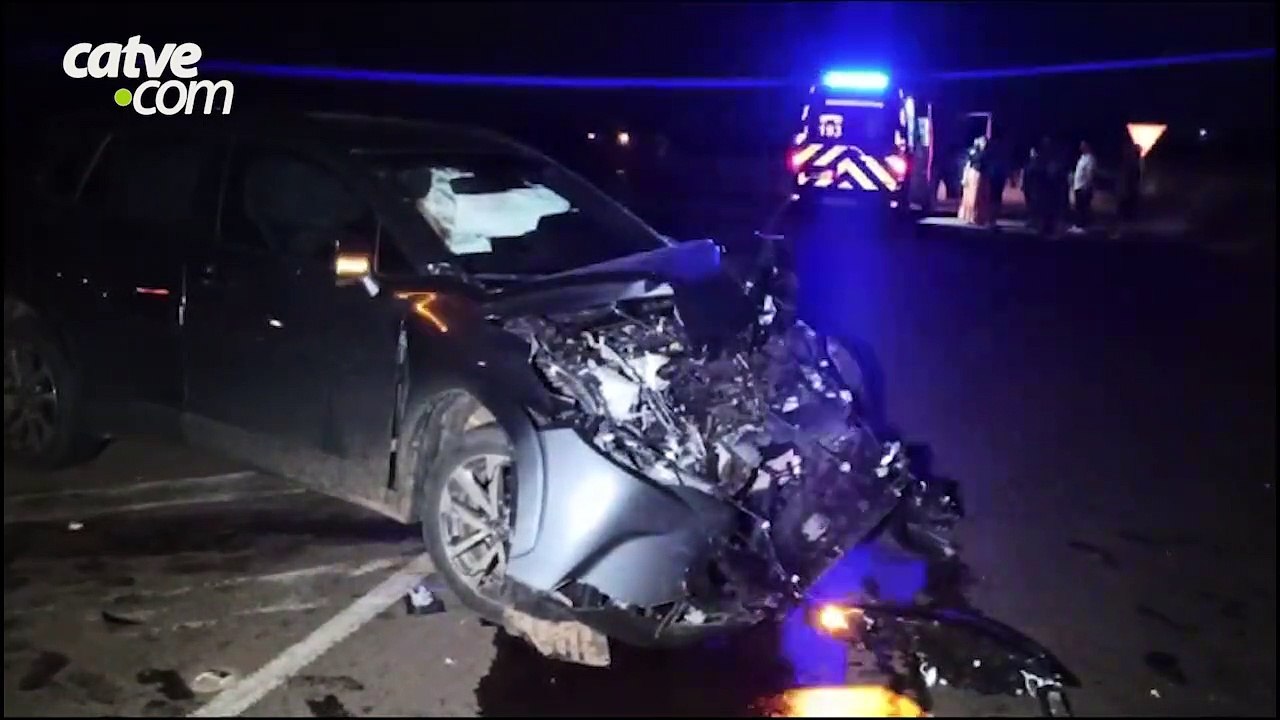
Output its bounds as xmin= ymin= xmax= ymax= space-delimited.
xmin=396 ymin=379 xmax=543 ymax=538
xmin=4 ymin=294 xmax=83 ymax=378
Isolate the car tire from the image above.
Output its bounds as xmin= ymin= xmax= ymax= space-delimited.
xmin=419 ymin=424 xmax=515 ymax=624
xmin=3 ymin=315 xmax=96 ymax=470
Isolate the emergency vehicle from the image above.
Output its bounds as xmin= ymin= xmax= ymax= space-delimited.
xmin=788 ymin=70 xmax=933 ymax=213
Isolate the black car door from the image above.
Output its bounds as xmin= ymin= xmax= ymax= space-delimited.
xmin=61 ymin=128 xmax=224 ymax=431
xmin=184 ymin=140 xmax=405 ymax=507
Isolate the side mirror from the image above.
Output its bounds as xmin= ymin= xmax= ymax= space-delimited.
xmin=333 ymin=234 xmax=380 ymax=296
xmin=335 ymin=252 xmax=371 ymax=280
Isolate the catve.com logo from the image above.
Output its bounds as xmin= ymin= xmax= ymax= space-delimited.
xmin=62 ymin=36 xmax=234 ymax=115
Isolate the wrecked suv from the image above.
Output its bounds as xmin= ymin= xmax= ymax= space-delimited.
xmin=4 ymin=111 xmax=959 ymax=657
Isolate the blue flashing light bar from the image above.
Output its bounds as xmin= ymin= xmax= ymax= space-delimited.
xmin=819 ymin=69 xmax=891 ymax=92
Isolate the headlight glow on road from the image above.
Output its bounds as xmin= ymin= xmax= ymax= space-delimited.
xmin=773 ymin=686 xmax=925 ymax=717
xmin=816 ymin=603 xmax=859 ymax=635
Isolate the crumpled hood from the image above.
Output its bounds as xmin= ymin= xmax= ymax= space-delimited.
xmin=479 ymin=239 xmax=761 ymax=345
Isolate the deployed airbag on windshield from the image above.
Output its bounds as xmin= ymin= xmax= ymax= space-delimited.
xmin=415 ymin=167 xmax=572 ymax=255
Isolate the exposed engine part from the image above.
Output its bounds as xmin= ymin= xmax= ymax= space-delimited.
xmin=847 ymin=603 xmax=1080 ymax=717
xmin=508 ymin=292 xmax=954 ymax=618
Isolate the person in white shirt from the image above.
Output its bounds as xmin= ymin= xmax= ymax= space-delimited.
xmin=1070 ymin=140 xmax=1097 ymax=233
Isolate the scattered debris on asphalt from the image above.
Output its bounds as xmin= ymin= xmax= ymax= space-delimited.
xmin=66 ymin=670 xmax=123 ymax=705
xmin=136 ymin=668 xmax=195 ymax=701
xmin=101 ymin=609 xmax=151 ymax=626
xmin=1066 ymin=540 xmax=1119 ymax=569
xmin=405 ymin=579 xmax=446 ymax=616
xmin=190 ymin=669 xmax=237 ymax=694
xmin=810 ymin=601 xmax=1080 ymax=717
xmin=291 ymin=675 xmax=366 ymax=692
xmin=18 ymin=651 xmax=71 ymax=691
xmin=1144 ymin=651 xmax=1188 ymax=685
xmin=501 ymin=607 xmax=611 ymax=667
xmin=306 ymin=693 xmax=353 ymax=717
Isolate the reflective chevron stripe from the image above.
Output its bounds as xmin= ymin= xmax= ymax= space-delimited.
xmin=836 ymin=157 xmax=878 ymax=190
xmin=791 ymin=143 xmax=824 ymax=167
xmin=859 ymin=154 xmax=899 ymax=191
xmin=811 ymin=145 xmax=848 ymax=168
xmin=793 ymin=143 xmax=904 ymax=193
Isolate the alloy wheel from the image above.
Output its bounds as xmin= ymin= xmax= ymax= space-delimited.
xmin=3 ymin=343 xmax=59 ymax=455
xmin=438 ymin=453 xmax=512 ymax=598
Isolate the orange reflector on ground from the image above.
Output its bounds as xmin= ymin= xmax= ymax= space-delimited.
xmin=774 ymin=686 xmax=926 ymax=717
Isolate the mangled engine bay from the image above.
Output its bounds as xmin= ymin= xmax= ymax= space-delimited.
xmin=507 ymin=283 xmax=961 ymax=620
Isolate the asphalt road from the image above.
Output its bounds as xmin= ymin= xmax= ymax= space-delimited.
xmin=4 ymin=216 xmax=1275 ymax=717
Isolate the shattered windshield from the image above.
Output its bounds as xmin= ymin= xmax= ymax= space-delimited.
xmin=374 ymin=152 xmax=668 ymax=277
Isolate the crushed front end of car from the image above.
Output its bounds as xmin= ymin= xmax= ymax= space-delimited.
xmin=498 ymin=239 xmax=963 ymax=640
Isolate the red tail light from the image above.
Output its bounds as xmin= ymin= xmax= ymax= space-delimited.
xmin=885 ymin=154 xmax=908 ymax=179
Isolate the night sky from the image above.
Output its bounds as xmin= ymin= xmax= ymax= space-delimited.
xmin=6 ymin=2 xmax=1274 ymax=76
xmin=4 ymin=2 xmax=1275 ymax=154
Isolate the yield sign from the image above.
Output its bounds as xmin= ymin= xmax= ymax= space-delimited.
xmin=1126 ymin=123 xmax=1168 ymax=158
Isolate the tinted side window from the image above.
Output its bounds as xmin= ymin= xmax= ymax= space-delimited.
xmin=36 ymin=129 xmax=108 ymax=200
xmin=375 ymin=231 xmax=415 ymax=275
xmin=222 ymin=147 xmax=378 ymax=259
xmin=81 ymin=133 xmax=211 ymax=225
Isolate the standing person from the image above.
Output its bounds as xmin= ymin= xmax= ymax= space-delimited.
xmin=1040 ymin=138 xmax=1069 ymax=238
xmin=1111 ymin=141 xmax=1142 ymax=239
xmin=983 ymin=132 xmax=1009 ymax=228
xmin=1069 ymin=140 xmax=1097 ymax=234
xmin=1025 ymin=138 xmax=1055 ymax=233
xmin=1023 ymin=146 xmax=1042 ymax=230
xmin=958 ymin=136 xmax=988 ymax=224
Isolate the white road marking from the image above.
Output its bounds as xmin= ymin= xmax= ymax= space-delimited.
xmin=155 ymin=600 xmax=331 ymax=633
xmin=83 ymin=598 xmax=329 ymax=627
xmin=4 ymin=471 xmax=258 ymax=502
xmin=3 ymin=488 xmax=306 ymax=524
xmin=188 ymin=553 xmax=434 ymax=717
xmin=173 ymin=619 xmax=221 ymax=632
xmin=234 ymin=599 xmax=328 ymax=616
xmin=7 ymin=558 xmax=410 ymax=614
xmin=233 ymin=558 xmax=402 ymax=585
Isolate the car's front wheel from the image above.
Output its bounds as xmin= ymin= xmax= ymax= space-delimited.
xmin=3 ymin=316 xmax=95 ymax=470
xmin=419 ymin=425 xmax=515 ymax=623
